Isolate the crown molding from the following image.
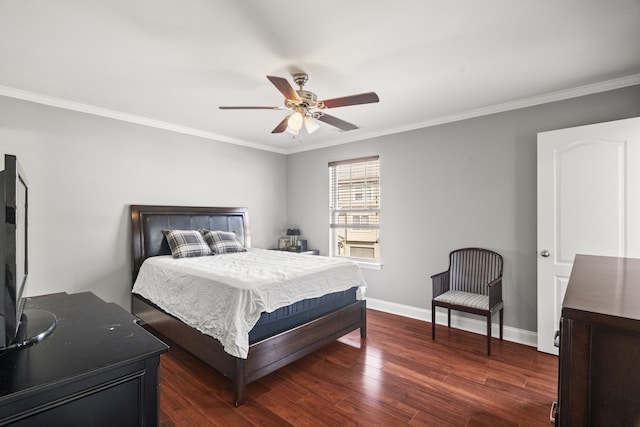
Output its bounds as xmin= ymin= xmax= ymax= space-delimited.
xmin=2 ymin=73 xmax=639 ymax=156
xmin=285 ymin=73 xmax=640 ymax=154
xmin=0 ymin=86 xmax=288 ymax=155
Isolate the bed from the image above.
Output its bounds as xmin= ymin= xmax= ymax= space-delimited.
xmin=130 ymin=205 xmax=367 ymax=406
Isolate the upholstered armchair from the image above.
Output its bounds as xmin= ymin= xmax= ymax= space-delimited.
xmin=431 ymin=248 xmax=504 ymax=355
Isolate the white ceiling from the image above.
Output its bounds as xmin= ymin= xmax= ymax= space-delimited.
xmin=1 ymin=1 xmax=639 ymax=154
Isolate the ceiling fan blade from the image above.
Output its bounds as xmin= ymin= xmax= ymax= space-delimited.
xmin=266 ymin=76 xmax=300 ymax=101
xmin=219 ymin=106 xmax=282 ymax=110
xmin=271 ymin=115 xmax=291 ymax=133
xmin=319 ymin=92 xmax=379 ymax=108
xmin=317 ymin=114 xmax=359 ymax=131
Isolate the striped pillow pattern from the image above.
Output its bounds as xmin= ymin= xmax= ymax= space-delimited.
xmin=201 ymin=230 xmax=246 ymax=254
xmin=163 ymin=229 xmax=212 ymax=258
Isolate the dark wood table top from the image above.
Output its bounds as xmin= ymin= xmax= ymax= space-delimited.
xmin=563 ymin=254 xmax=640 ymax=329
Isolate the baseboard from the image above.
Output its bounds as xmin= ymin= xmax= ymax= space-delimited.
xmin=366 ymin=297 xmax=538 ymax=348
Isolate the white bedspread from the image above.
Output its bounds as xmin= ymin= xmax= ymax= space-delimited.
xmin=132 ymin=248 xmax=366 ymax=358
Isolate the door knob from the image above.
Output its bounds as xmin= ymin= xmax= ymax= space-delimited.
xmin=541 ymin=250 xmax=550 ymax=257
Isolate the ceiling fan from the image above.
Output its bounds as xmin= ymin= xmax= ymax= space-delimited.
xmin=219 ymin=72 xmax=379 ymax=136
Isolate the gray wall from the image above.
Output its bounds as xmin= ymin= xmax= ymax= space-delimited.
xmin=286 ymin=84 xmax=640 ymax=333
xmin=1 ymin=85 xmax=639 ymax=334
xmin=0 ymin=96 xmax=287 ymax=309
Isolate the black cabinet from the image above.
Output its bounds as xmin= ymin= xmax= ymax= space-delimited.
xmin=0 ymin=292 xmax=168 ymax=426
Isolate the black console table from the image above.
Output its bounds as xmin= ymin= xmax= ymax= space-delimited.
xmin=0 ymin=292 xmax=168 ymax=426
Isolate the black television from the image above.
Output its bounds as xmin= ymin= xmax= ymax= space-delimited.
xmin=0 ymin=154 xmax=56 ymax=352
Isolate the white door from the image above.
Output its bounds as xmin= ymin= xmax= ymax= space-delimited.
xmin=537 ymin=117 xmax=640 ymax=355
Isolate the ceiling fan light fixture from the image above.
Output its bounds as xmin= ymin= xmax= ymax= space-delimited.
xmin=304 ymin=116 xmax=320 ymax=134
xmin=286 ymin=125 xmax=300 ymax=135
xmin=287 ymin=111 xmax=303 ymax=131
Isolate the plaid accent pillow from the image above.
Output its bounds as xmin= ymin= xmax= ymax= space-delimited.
xmin=201 ymin=230 xmax=246 ymax=254
xmin=162 ymin=229 xmax=212 ymax=258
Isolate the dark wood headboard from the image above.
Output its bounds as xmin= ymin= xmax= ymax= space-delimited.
xmin=130 ymin=205 xmax=250 ymax=283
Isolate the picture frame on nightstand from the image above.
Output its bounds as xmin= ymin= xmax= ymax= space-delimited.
xmin=278 ymin=238 xmax=290 ymax=250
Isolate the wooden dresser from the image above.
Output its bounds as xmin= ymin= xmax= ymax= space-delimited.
xmin=556 ymin=255 xmax=640 ymax=425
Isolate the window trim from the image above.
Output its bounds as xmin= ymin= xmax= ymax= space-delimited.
xmin=327 ymin=155 xmax=379 ymax=168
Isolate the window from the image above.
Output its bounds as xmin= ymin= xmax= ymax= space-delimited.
xmin=329 ymin=156 xmax=380 ymax=264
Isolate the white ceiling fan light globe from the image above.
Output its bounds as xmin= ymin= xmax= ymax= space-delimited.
xmin=287 ymin=112 xmax=303 ymax=131
xmin=304 ymin=116 xmax=320 ymax=134
xmin=286 ymin=125 xmax=300 ymax=135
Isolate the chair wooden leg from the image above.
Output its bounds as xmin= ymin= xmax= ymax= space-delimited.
xmin=499 ymin=308 xmax=504 ymax=341
xmin=432 ymin=302 xmax=436 ymax=340
xmin=447 ymin=309 xmax=451 ymax=328
xmin=487 ymin=314 xmax=492 ymax=356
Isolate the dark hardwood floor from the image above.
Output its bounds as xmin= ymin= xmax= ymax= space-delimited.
xmin=158 ymin=309 xmax=558 ymax=426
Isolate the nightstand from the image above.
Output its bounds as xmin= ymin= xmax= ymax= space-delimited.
xmin=297 ymin=249 xmax=319 ymax=255
xmin=272 ymin=249 xmax=320 ymax=255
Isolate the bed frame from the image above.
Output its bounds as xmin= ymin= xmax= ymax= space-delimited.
xmin=130 ymin=205 xmax=367 ymax=406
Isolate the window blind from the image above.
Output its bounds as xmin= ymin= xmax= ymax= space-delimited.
xmin=329 ymin=156 xmax=380 ymax=229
